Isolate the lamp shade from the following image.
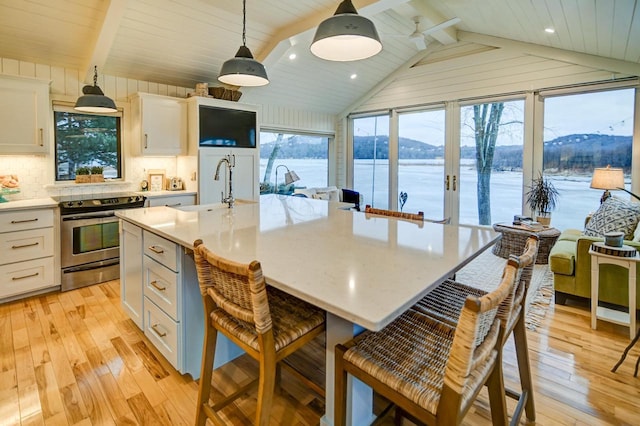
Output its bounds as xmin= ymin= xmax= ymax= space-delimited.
xmin=310 ymin=0 xmax=382 ymax=61
xmin=74 ymin=67 xmax=117 ymax=113
xmin=590 ymin=166 xmax=624 ymax=190
xmin=284 ymin=170 xmax=300 ymax=185
xmin=218 ymin=45 xmax=269 ymax=87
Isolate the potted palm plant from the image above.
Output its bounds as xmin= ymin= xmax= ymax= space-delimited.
xmin=525 ymin=173 xmax=559 ymax=226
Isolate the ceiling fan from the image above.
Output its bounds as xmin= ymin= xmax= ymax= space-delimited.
xmin=392 ymin=16 xmax=461 ymax=50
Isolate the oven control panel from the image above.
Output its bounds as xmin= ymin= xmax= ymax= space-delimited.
xmin=57 ymin=194 xmax=146 ymax=214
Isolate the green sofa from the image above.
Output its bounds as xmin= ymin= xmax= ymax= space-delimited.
xmin=549 ymin=229 xmax=640 ymax=307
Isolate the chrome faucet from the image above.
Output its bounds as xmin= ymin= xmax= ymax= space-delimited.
xmin=214 ymin=154 xmax=235 ymax=208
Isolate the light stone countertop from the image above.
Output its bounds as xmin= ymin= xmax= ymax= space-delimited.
xmin=0 ymin=197 xmax=57 ymax=211
xmin=133 ymin=190 xmax=197 ymax=198
xmin=116 ymin=194 xmax=498 ymax=331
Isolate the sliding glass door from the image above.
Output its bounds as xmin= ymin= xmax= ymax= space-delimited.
xmin=457 ymin=99 xmax=525 ymax=226
xmin=398 ymin=109 xmax=445 ymax=219
xmin=352 ymin=114 xmax=390 ymax=208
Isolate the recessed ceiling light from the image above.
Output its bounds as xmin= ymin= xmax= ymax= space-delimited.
xmin=289 ymin=53 xmax=297 ymax=60
xmin=350 ymin=73 xmax=357 ymax=79
xmin=545 ymin=28 xmax=555 ymax=34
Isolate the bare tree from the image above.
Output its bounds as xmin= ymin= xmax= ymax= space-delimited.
xmin=473 ymin=103 xmax=504 ymax=225
xmin=262 ymin=133 xmax=284 ymax=187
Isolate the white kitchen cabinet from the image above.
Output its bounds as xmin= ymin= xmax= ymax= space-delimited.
xmin=130 ymin=92 xmax=186 ymax=156
xmin=146 ymin=193 xmax=196 ymax=208
xmin=0 ymin=75 xmax=50 ymax=154
xmin=120 ymin=220 xmax=143 ymax=328
xmin=140 ymin=229 xmax=203 ymax=377
xmin=0 ymin=208 xmax=56 ymax=300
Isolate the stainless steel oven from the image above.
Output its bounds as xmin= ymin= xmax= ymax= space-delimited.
xmin=55 ymin=193 xmax=145 ymax=291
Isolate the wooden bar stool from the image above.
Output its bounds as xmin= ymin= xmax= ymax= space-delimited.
xmin=334 ymin=258 xmax=521 ymax=425
xmin=364 ymin=204 xmax=425 ymax=221
xmin=192 ymin=239 xmax=326 ymax=425
xmin=414 ymin=235 xmax=539 ymax=425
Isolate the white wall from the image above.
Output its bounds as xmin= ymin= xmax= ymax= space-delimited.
xmin=0 ymin=57 xmax=336 ymax=200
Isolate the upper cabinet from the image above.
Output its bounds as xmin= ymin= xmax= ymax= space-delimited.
xmin=130 ymin=93 xmax=186 ymax=156
xmin=0 ymin=75 xmax=50 ymax=154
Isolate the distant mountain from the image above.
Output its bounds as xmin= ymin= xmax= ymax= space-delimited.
xmin=260 ymin=133 xmax=632 ymax=172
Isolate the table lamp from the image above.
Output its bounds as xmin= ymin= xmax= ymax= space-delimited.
xmin=275 ymin=165 xmax=300 ymax=193
xmin=590 ymin=165 xmax=624 ymax=204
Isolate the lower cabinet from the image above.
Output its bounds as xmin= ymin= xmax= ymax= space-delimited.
xmin=120 ymin=221 xmax=143 ymax=328
xmin=145 ymin=193 xmax=196 ymax=208
xmin=119 ymin=220 xmax=244 ymax=379
xmin=0 ymin=208 xmax=56 ymax=300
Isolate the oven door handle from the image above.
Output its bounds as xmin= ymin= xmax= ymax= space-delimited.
xmin=63 ymin=212 xmax=116 ymax=221
xmin=62 ymin=259 xmax=120 ymax=273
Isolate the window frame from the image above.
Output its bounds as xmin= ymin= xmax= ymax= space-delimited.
xmin=53 ymin=102 xmax=124 ymax=182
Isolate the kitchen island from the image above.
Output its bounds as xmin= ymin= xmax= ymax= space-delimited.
xmin=116 ymin=194 xmax=498 ymax=425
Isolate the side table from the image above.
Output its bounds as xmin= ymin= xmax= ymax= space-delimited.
xmin=492 ymin=223 xmax=561 ymax=264
xmin=589 ymin=244 xmax=640 ymax=340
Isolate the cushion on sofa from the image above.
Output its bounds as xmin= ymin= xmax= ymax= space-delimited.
xmin=583 ymin=196 xmax=640 ymax=240
xmin=549 ymin=239 xmax=575 ymax=276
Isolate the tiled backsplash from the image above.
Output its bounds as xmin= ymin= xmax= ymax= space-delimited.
xmin=0 ymin=155 xmax=197 ymax=200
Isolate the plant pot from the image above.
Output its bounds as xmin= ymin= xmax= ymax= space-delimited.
xmin=536 ymin=216 xmax=551 ymax=226
xmin=75 ymin=175 xmax=90 ymax=183
xmin=90 ymin=174 xmax=105 ymax=183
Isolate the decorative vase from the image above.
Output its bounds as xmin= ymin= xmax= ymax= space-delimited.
xmin=90 ymin=174 xmax=105 ymax=183
xmin=75 ymin=175 xmax=90 ymax=183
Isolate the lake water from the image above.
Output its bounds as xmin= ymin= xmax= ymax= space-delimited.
xmin=261 ymin=158 xmax=605 ymax=231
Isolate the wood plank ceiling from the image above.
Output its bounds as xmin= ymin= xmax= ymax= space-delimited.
xmin=0 ymin=0 xmax=638 ymax=114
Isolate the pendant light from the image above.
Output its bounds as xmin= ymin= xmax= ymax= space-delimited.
xmin=310 ymin=0 xmax=382 ymax=61
xmin=218 ymin=0 xmax=269 ymax=87
xmin=74 ymin=66 xmax=117 ymax=113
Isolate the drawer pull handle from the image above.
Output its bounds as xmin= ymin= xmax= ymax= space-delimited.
xmin=151 ymin=324 xmax=167 ymax=338
xmin=11 ymin=218 xmax=38 ymax=224
xmin=150 ymin=280 xmax=166 ymax=292
xmin=12 ymin=272 xmax=39 ymax=281
xmin=166 ymin=203 xmax=181 ymax=207
xmin=12 ymin=242 xmax=39 ymax=249
xmin=148 ymin=245 xmax=164 ymax=254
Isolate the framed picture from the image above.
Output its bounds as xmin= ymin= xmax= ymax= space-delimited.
xmin=149 ymin=172 xmax=165 ymax=191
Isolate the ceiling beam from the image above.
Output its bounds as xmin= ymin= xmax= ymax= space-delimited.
xmin=458 ymin=31 xmax=640 ymax=76
xmin=257 ymin=0 xmax=411 ymax=63
xmin=409 ymin=0 xmax=457 ymax=45
xmin=79 ymin=0 xmax=128 ymax=84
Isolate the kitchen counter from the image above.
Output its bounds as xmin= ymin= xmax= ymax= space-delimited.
xmin=116 ymin=194 xmax=497 ymax=330
xmin=0 ymin=197 xmax=57 ymax=211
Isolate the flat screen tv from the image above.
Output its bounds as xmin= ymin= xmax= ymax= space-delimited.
xmin=198 ymin=105 xmax=256 ymax=148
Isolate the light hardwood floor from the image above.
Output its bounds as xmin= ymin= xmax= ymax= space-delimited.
xmin=2 ymin=280 xmax=640 ymax=425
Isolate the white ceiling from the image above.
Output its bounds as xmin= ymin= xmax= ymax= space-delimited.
xmin=0 ymin=0 xmax=639 ymax=114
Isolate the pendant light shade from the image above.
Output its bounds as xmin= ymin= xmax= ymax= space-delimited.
xmin=218 ymin=0 xmax=269 ymax=87
xmin=74 ymin=66 xmax=117 ymax=113
xmin=311 ymin=0 xmax=382 ymax=61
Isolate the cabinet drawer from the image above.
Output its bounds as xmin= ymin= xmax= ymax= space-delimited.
xmin=143 ymin=256 xmax=179 ymax=319
xmin=144 ymin=297 xmax=180 ymax=368
xmin=147 ymin=194 xmax=196 ymax=208
xmin=0 ymin=209 xmax=53 ymax=232
xmin=143 ymin=231 xmax=179 ymax=272
xmin=0 ymin=257 xmax=55 ymax=299
xmin=0 ymin=227 xmax=54 ymax=265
